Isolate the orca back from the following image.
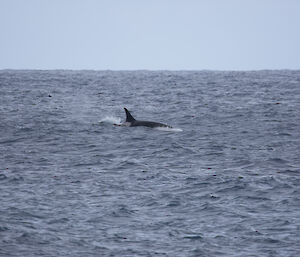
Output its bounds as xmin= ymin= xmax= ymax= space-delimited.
xmin=123 ymin=107 xmax=172 ymax=128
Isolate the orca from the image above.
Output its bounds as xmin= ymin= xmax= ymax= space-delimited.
xmin=121 ymin=108 xmax=172 ymax=128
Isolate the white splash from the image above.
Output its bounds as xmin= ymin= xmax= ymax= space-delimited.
xmin=155 ymin=126 xmax=183 ymax=132
xmin=99 ymin=116 xmax=122 ymax=125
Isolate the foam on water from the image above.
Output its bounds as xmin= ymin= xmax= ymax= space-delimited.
xmin=155 ymin=126 xmax=183 ymax=132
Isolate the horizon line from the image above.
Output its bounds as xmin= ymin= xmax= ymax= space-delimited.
xmin=1 ymin=68 xmax=299 ymax=72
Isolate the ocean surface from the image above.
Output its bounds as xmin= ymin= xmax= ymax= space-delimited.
xmin=1 ymin=70 xmax=300 ymax=257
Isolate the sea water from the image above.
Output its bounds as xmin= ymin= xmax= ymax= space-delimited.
xmin=1 ymin=70 xmax=300 ymax=256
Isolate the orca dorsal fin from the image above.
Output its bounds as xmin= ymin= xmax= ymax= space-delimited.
xmin=124 ymin=108 xmax=136 ymax=122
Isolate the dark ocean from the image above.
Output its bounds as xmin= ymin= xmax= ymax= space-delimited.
xmin=1 ymin=70 xmax=300 ymax=257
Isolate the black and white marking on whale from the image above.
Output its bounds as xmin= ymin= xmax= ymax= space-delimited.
xmin=117 ymin=108 xmax=172 ymax=128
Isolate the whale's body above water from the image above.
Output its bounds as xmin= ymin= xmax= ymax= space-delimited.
xmin=122 ymin=108 xmax=172 ymax=128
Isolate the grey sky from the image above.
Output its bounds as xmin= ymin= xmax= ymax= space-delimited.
xmin=1 ymin=0 xmax=299 ymax=70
